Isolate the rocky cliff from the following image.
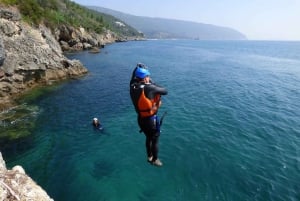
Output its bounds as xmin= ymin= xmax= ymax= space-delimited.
xmin=0 ymin=6 xmax=119 ymax=110
xmin=0 ymin=152 xmax=53 ymax=201
xmin=0 ymin=5 xmax=125 ymax=201
xmin=0 ymin=6 xmax=85 ymax=109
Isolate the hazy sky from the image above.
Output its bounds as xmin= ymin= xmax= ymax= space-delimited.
xmin=72 ymin=0 xmax=300 ymax=41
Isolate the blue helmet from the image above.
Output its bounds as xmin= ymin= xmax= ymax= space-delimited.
xmin=135 ymin=67 xmax=150 ymax=78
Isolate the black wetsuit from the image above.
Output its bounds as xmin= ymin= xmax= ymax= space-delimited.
xmin=130 ymin=67 xmax=168 ymax=162
xmin=92 ymin=121 xmax=103 ymax=130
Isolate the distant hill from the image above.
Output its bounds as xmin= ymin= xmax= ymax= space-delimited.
xmin=87 ymin=6 xmax=247 ymax=40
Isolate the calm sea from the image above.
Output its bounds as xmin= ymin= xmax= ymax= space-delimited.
xmin=1 ymin=40 xmax=300 ymax=201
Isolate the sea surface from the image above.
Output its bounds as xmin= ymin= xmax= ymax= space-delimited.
xmin=1 ymin=40 xmax=300 ymax=201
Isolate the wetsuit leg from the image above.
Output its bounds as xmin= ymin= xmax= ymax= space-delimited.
xmin=150 ymin=133 xmax=159 ymax=161
xmin=145 ymin=134 xmax=153 ymax=158
xmin=138 ymin=116 xmax=160 ymax=160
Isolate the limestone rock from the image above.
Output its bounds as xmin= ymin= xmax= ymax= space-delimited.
xmin=0 ymin=152 xmax=6 ymax=171
xmin=0 ymin=6 xmax=126 ymax=110
xmin=0 ymin=152 xmax=54 ymax=201
xmin=0 ymin=37 xmax=4 ymax=66
xmin=0 ymin=7 xmax=88 ymax=110
xmin=53 ymin=24 xmax=118 ymax=52
xmin=89 ymin=47 xmax=100 ymax=54
xmin=0 ymin=7 xmax=20 ymax=21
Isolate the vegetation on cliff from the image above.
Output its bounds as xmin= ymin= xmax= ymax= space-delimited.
xmin=0 ymin=0 xmax=143 ymax=109
xmin=0 ymin=0 xmax=144 ymax=140
xmin=0 ymin=2 xmax=144 ymax=199
xmin=0 ymin=0 xmax=143 ymax=38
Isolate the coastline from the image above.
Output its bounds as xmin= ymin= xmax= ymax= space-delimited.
xmin=0 ymin=6 xmax=138 ymax=201
xmin=0 ymin=6 xmax=144 ymax=111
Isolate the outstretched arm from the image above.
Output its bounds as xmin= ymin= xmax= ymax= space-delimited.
xmin=146 ymin=84 xmax=168 ymax=99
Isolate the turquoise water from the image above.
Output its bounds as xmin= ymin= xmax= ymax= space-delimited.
xmin=1 ymin=40 xmax=300 ymax=201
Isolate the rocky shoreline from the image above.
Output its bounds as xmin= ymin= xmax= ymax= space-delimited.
xmin=0 ymin=152 xmax=53 ymax=201
xmin=0 ymin=5 xmax=145 ymax=200
xmin=0 ymin=6 xmax=136 ymax=110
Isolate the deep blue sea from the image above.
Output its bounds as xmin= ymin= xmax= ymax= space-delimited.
xmin=1 ymin=40 xmax=300 ymax=201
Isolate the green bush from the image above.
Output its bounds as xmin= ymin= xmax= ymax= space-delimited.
xmin=0 ymin=0 xmax=17 ymax=5
xmin=18 ymin=0 xmax=43 ymax=24
xmin=0 ymin=0 xmax=142 ymax=37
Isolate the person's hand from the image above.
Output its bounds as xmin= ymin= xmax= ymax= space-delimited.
xmin=158 ymin=100 xmax=162 ymax=107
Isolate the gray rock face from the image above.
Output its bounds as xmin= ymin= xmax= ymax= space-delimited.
xmin=0 ymin=7 xmax=20 ymax=21
xmin=0 ymin=6 xmax=124 ymax=110
xmin=0 ymin=152 xmax=54 ymax=201
xmin=0 ymin=152 xmax=6 ymax=171
xmin=0 ymin=37 xmax=4 ymax=66
xmin=0 ymin=7 xmax=89 ymax=109
xmin=54 ymin=25 xmax=117 ymax=51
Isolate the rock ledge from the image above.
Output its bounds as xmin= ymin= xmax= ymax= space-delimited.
xmin=0 ymin=152 xmax=53 ymax=201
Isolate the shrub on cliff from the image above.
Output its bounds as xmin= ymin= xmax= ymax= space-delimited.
xmin=18 ymin=0 xmax=43 ymax=24
xmin=0 ymin=0 xmax=104 ymax=32
xmin=0 ymin=0 xmax=17 ymax=4
xmin=0 ymin=0 xmax=143 ymax=37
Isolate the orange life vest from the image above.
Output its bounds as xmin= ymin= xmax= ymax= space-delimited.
xmin=137 ymin=87 xmax=160 ymax=118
